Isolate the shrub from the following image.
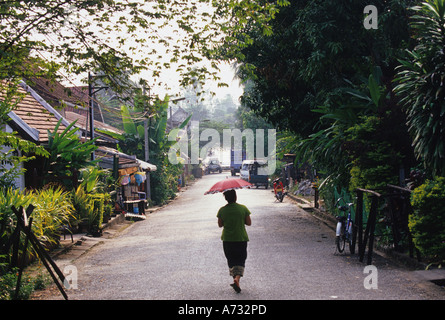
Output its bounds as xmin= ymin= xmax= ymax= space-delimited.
xmin=346 ymin=115 xmax=402 ymax=193
xmin=409 ymin=177 xmax=445 ymax=263
xmin=0 ymin=268 xmax=34 ymax=300
xmin=88 ymin=193 xmax=110 ymax=236
xmin=70 ymin=186 xmax=92 ymax=229
xmin=70 ymin=187 xmax=110 ymax=236
xmin=150 ymin=156 xmax=181 ymax=205
xmin=0 ymin=189 xmax=32 ymax=255
xmin=0 ymin=186 xmax=74 ymax=267
xmin=0 ymin=268 xmax=49 ymax=300
xmin=28 ymin=186 xmax=75 ymax=247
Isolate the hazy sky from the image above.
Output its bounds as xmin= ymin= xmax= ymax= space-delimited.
xmin=51 ymin=2 xmax=245 ymax=104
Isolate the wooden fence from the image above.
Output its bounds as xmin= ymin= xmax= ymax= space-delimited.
xmin=354 ymin=186 xmax=420 ymax=265
xmin=1 ymin=205 xmax=68 ymax=300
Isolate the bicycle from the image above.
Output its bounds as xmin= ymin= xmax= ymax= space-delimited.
xmin=335 ymin=198 xmax=357 ymax=254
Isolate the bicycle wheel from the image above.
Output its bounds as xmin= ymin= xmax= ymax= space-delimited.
xmin=349 ymin=223 xmax=357 ymax=254
xmin=336 ymin=224 xmax=346 ymax=253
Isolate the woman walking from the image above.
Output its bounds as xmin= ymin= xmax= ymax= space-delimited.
xmin=217 ymin=189 xmax=251 ymax=293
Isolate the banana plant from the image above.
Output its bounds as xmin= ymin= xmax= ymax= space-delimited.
xmin=98 ymin=96 xmax=192 ymax=160
xmin=121 ymin=104 xmax=146 ymax=139
xmin=150 ymin=97 xmax=192 ymax=156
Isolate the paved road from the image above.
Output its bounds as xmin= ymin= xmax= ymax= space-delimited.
xmin=45 ymin=173 xmax=444 ymax=300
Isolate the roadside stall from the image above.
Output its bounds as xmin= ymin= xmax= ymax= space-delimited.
xmin=96 ymin=147 xmax=157 ymax=220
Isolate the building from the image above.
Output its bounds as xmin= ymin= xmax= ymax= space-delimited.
xmin=1 ymin=78 xmax=156 ymax=201
xmin=1 ymin=80 xmax=70 ymax=189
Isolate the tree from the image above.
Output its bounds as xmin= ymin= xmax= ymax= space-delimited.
xmin=215 ymin=0 xmax=415 ymax=136
xmin=1 ymin=1 xmax=294 ymax=104
xmin=394 ymin=0 xmax=445 ymax=176
xmin=211 ymin=94 xmax=238 ymax=125
xmin=205 ymin=0 xmax=422 ymax=197
xmin=1 ymin=1 xmax=246 ymax=93
xmin=145 ymin=97 xmax=191 ymax=205
xmin=0 ymin=1 xmax=203 ymax=192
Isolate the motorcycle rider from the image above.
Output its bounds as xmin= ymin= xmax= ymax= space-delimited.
xmin=273 ymin=178 xmax=285 ymax=202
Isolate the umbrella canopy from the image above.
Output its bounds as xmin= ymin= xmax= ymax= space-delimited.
xmin=204 ymin=178 xmax=253 ymax=195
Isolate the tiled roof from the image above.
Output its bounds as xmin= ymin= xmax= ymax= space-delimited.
xmin=1 ymin=82 xmax=67 ymax=143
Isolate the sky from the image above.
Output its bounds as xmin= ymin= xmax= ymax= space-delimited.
xmin=129 ymin=3 xmax=245 ymax=106
xmin=44 ymin=2 xmax=245 ymax=107
xmin=108 ymin=2 xmax=242 ymax=106
xmin=149 ymin=61 xmax=245 ymax=106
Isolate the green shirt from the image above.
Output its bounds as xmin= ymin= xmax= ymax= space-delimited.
xmin=217 ymin=203 xmax=251 ymax=241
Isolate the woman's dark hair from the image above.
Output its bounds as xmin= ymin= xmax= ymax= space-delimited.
xmin=223 ymin=189 xmax=237 ymax=203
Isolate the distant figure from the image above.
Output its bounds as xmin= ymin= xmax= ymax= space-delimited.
xmin=217 ymin=189 xmax=251 ymax=293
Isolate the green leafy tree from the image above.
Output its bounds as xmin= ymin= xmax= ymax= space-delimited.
xmin=1 ymin=0 xmax=286 ymax=97
xmin=394 ymin=0 xmax=445 ymax=176
xmin=216 ymin=0 xmax=414 ymax=136
xmin=1 ymin=1 xmax=228 ymax=89
xmin=291 ymin=67 xmax=416 ymax=223
xmin=210 ymin=1 xmax=421 ymax=201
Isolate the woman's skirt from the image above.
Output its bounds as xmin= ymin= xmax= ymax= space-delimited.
xmin=223 ymin=241 xmax=248 ymax=277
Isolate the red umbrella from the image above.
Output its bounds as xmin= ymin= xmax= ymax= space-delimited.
xmin=204 ymin=178 xmax=253 ymax=195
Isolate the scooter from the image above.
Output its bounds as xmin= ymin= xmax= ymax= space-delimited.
xmin=273 ymin=179 xmax=286 ymax=202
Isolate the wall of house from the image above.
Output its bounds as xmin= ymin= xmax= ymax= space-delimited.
xmin=0 ymin=124 xmax=25 ymax=190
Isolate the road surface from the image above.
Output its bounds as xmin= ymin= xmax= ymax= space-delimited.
xmin=43 ymin=173 xmax=444 ymax=301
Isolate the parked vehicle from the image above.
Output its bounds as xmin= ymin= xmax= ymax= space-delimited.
xmin=240 ymin=159 xmax=269 ymax=188
xmin=335 ymin=198 xmax=356 ymax=254
xmin=205 ymin=158 xmax=222 ymax=174
xmin=230 ymin=149 xmax=246 ymax=176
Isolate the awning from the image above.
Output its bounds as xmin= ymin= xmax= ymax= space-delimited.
xmin=137 ymin=159 xmax=157 ymax=171
xmin=96 ymin=147 xmax=157 ymax=172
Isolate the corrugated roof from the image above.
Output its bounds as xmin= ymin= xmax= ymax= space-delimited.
xmin=26 ymin=77 xmax=89 ymax=109
xmin=65 ymin=111 xmax=123 ymax=136
xmin=96 ymin=147 xmax=157 ymax=171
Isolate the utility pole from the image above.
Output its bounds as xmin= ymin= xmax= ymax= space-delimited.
xmin=88 ymin=72 xmax=109 ymax=161
xmin=144 ymin=86 xmax=149 ymax=162
xmin=143 ymin=86 xmax=151 ymax=201
xmin=88 ymin=72 xmax=95 ymax=161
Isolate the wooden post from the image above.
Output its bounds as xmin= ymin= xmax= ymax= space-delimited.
xmin=356 ymin=188 xmax=381 ymax=265
xmin=11 ymin=205 xmax=68 ymax=300
xmin=14 ymin=214 xmax=32 ymax=300
xmin=387 ymin=184 xmax=421 ymax=261
xmin=356 ymin=189 xmax=363 ymax=257
xmin=366 ymin=196 xmax=379 ymax=265
xmin=32 ymin=168 xmax=38 ymax=189
xmin=314 ymin=186 xmax=319 ymax=208
xmin=113 ymin=154 xmax=119 ymax=180
xmin=72 ymin=169 xmax=78 ymax=189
